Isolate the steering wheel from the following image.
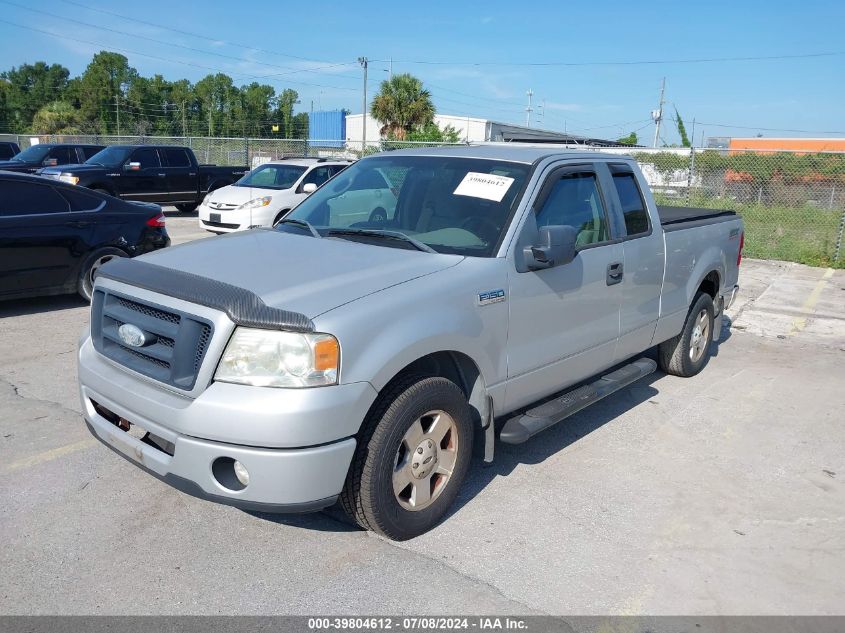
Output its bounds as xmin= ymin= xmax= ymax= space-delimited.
xmin=460 ymin=216 xmax=499 ymax=244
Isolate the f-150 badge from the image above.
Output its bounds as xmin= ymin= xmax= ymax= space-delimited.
xmin=478 ymin=289 xmax=506 ymax=306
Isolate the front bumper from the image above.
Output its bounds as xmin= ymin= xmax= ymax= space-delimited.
xmin=198 ymin=204 xmax=276 ymax=233
xmin=79 ymin=336 xmax=376 ymax=512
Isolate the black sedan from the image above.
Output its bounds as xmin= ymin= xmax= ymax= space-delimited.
xmin=0 ymin=172 xmax=170 ymax=302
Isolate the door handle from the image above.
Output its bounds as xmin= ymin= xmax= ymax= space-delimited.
xmin=157 ymin=173 xmax=166 ymax=177
xmin=188 ymin=172 xmax=196 ymax=176
xmin=66 ymin=220 xmax=92 ymax=228
xmin=606 ymin=262 xmax=624 ymax=286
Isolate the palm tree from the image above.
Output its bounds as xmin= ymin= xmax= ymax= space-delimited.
xmin=370 ymin=73 xmax=435 ymax=140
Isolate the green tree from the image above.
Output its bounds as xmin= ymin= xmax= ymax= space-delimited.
xmin=403 ymin=121 xmax=461 ymax=143
xmin=275 ymin=88 xmax=299 ymax=138
xmin=74 ymin=52 xmax=137 ymax=134
xmin=370 ymin=73 xmax=435 ymax=139
xmin=236 ymin=82 xmax=276 ymax=137
xmin=674 ymin=107 xmax=691 ymax=148
xmin=616 ymin=131 xmax=639 ymax=146
xmin=31 ymin=101 xmax=81 ymax=134
xmin=195 ymin=73 xmax=236 ymax=136
xmin=1 ymin=62 xmax=70 ymax=131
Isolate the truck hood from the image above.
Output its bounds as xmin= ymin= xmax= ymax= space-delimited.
xmin=206 ymin=183 xmax=289 ymax=206
xmin=138 ymin=229 xmax=463 ymax=318
xmin=39 ymin=163 xmax=104 ymax=175
xmin=0 ymin=160 xmax=36 ymax=171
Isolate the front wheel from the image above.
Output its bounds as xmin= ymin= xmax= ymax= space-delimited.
xmin=340 ymin=376 xmax=474 ymax=540
xmin=658 ymin=291 xmax=715 ymax=377
xmin=77 ymin=247 xmax=127 ymax=302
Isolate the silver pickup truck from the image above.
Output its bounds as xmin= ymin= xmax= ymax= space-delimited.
xmin=78 ymin=145 xmax=743 ymax=540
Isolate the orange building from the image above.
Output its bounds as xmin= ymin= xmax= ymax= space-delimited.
xmin=728 ymin=137 xmax=845 ymax=154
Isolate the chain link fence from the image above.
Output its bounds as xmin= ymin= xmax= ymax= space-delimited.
xmin=618 ymin=147 xmax=845 ymax=268
xmin=2 ymin=134 xmax=842 ymax=267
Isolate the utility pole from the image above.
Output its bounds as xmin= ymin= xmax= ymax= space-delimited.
xmin=182 ymin=101 xmax=187 ymax=138
xmin=115 ymin=94 xmax=120 ymax=136
xmin=389 ymin=57 xmax=393 ymax=80
xmin=525 ymin=89 xmax=533 ymax=127
xmin=651 ymin=77 xmax=666 ymax=148
xmin=358 ymin=57 xmax=368 ymax=153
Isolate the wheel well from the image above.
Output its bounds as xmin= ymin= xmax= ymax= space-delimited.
xmin=698 ymin=270 xmax=720 ymax=300
xmin=386 ymin=351 xmax=490 ymax=434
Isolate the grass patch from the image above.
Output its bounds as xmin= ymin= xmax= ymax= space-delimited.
xmin=653 ymin=193 xmax=844 ymax=268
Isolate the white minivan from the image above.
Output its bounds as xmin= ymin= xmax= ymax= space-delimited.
xmin=198 ymin=158 xmax=352 ymax=233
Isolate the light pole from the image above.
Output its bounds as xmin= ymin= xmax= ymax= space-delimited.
xmin=358 ymin=57 xmax=368 ymax=153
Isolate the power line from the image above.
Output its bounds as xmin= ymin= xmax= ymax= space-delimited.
xmin=374 ymin=51 xmax=845 ymax=67
xmin=61 ymin=0 xmax=343 ymax=66
xmin=0 ymin=1 xmax=361 ymax=83
xmin=0 ymin=18 xmax=362 ymax=92
xmin=693 ymin=122 xmax=845 ymax=135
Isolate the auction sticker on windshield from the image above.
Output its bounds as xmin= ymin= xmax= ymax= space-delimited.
xmin=453 ymin=172 xmax=515 ymax=202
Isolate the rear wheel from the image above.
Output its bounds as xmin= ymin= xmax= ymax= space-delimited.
xmin=175 ymin=203 xmax=198 ymax=213
xmin=77 ymin=247 xmax=127 ymax=302
xmin=340 ymin=375 xmax=474 ymax=540
xmin=658 ymin=291 xmax=715 ymax=377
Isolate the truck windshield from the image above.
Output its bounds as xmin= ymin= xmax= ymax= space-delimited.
xmin=85 ymin=146 xmax=133 ymax=167
xmin=10 ymin=145 xmax=51 ymax=162
xmin=278 ymin=156 xmax=529 ymax=257
xmin=235 ymin=164 xmax=307 ymax=190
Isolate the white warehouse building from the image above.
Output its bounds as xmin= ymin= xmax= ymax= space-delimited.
xmin=344 ymin=113 xmax=624 ymax=147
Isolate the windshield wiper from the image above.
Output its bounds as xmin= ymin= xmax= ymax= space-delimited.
xmin=277 ymin=218 xmax=321 ymax=239
xmin=327 ymin=228 xmax=437 ymax=253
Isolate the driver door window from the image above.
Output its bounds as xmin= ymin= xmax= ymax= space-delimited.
xmin=130 ymin=148 xmax=160 ymax=169
xmin=300 ymin=166 xmax=333 ymax=190
xmin=535 ymin=172 xmax=610 ymax=248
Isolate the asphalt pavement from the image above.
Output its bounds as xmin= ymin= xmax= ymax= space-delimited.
xmin=1 ymin=215 xmax=843 ymax=615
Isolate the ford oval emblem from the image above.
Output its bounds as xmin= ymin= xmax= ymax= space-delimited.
xmin=118 ymin=323 xmax=151 ymax=348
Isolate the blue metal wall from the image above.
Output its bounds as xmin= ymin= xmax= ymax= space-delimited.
xmin=308 ymin=111 xmax=346 ymax=148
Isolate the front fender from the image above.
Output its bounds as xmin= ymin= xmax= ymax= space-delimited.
xmin=313 ymin=257 xmax=510 ymax=409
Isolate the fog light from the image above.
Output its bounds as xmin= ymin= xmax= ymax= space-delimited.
xmin=233 ymin=460 xmax=250 ymax=486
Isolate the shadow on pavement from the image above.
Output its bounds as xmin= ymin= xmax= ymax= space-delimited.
xmin=0 ymin=294 xmax=88 ymax=318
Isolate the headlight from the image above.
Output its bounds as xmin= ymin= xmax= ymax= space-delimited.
xmin=237 ymin=196 xmax=272 ymax=210
xmin=58 ymin=174 xmax=79 ymax=185
xmin=202 ymin=193 xmax=211 ymax=205
xmin=215 ymin=328 xmax=339 ymax=388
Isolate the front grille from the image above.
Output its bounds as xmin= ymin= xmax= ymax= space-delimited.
xmin=209 ymin=202 xmax=238 ymax=211
xmin=202 ymin=219 xmax=240 ymax=229
xmin=91 ymin=290 xmax=214 ymax=391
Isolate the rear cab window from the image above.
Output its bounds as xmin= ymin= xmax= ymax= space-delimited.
xmin=609 ymin=164 xmax=651 ymax=238
xmin=163 ymin=148 xmax=192 ymax=167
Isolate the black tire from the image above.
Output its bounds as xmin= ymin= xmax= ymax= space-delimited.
xmin=175 ymin=203 xmax=198 ymax=213
xmin=658 ymin=291 xmax=715 ymax=377
xmin=340 ymin=375 xmax=474 ymax=540
xmin=77 ymin=247 xmax=127 ymax=302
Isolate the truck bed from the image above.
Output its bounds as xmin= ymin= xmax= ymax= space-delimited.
xmin=658 ymin=205 xmax=737 ymax=232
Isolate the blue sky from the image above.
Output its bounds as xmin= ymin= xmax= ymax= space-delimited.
xmin=1 ymin=0 xmax=843 ymax=143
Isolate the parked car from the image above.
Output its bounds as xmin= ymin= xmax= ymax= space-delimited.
xmin=38 ymin=145 xmax=246 ymax=212
xmin=0 ymin=172 xmax=169 ymax=302
xmin=0 ymin=141 xmax=21 ymax=160
xmin=78 ymin=146 xmax=743 ymax=540
xmin=0 ymin=143 xmax=104 ymax=174
xmin=197 ymin=158 xmax=352 ymax=233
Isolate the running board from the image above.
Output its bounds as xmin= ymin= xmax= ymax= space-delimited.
xmin=499 ymin=358 xmax=657 ymax=445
